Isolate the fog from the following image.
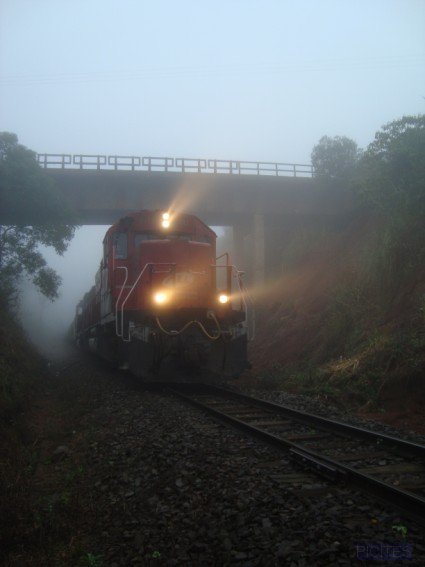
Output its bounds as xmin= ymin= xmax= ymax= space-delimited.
xmin=19 ymin=225 xmax=228 ymax=356
xmin=19 ymin=226 xmax=106 ymax=356
xmin=1 ymin=1 xmax=423 ymax=159
xmin=2 ymin=0 xmax=424 ymax=353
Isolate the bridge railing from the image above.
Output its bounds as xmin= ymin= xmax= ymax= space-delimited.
xmin=175 ymin=158 xmax=207 ymax=173
xmin=73 ymin=155 xmax=107 ymax=169
xmin=37 ymin=154 xmax=314 ymax=177
xmin=37 ymin=154 xmax=72 ymax=168
xmin=109 ymin=155 xmax=141 ymax=170
xmin=142 ymin=157 xmax=174 ymax=172
xmin=207 ymin=159 xmax=313 ymax=177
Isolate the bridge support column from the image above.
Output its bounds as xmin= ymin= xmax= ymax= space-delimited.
xmin=232 ymin=222 xmax=249 ymax=273
xmin=253 ymin=213 xmax=265 ymax=288
xmin=231 ymin=214 xmax=266 ymax=287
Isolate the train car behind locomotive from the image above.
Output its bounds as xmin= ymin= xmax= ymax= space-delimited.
xmin=74 ymin=210 xmax=251 ymax=381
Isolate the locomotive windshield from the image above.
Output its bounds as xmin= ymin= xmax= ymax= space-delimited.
xmin=112 ymin=232 xmax=128 ymax=259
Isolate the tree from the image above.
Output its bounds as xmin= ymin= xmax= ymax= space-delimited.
xmin=311 ymin=135 xmax=360 ymax=178
xmin=0 ymin=132 xmax=76 ymax=307
xmin=357 ymin=115 xmax=425 ymax=220
xmin=355 ymin=115 xmax=425 ymax=285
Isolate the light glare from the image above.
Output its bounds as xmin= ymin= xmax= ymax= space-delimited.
xmin=154 ymin=291 xmax=168 ymax=304
xmin=161 ymin=220 xmax=170 ymax=228
xmin=162 ymin=212 xmax=170 ymax=220
xmin=218 ymin=294 xmax=229 ymax=304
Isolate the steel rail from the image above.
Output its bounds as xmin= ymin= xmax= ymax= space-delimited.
xmin=203 ymin=385 xmax=425 ymax=459
xmin=168 ymin=387 xmax=425 ymax=526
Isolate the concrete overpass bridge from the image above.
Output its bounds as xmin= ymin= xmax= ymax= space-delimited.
xmin=38 ymin=154 xmax=354 ymax=285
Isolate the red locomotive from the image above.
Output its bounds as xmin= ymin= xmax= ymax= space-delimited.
xmin=74 ymin=210 xmax=250 ymax=381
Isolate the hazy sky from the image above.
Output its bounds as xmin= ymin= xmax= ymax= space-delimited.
xmin=2 ymin=0 xmax=424 ymax=343
xmin=1 ymin=0 xmax=424 ymax=162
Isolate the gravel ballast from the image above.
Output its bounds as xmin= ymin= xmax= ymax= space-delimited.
xmin=6 ymin=355 xmax=425 ymax=565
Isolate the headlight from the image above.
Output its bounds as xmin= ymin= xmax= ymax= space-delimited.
xmin=161 ymin=212 xmax=171 ymax=228
xmin=153 ymin=291 xmax=168 ymax=305
xmin=218 ymin=293 xmax=229 ymax=304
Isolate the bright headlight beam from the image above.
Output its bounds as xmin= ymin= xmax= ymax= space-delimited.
xmin=161 ymin=219 xmax=170 ymax=228
xmin=154 ymin=291 xmax=168 ymax=304
xmin=162 ymin=212 xmax=170 ymax=220
xmin=218 ymin=294 xmax=229 ymax=304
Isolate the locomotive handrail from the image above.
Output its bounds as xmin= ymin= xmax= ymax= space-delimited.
xmin=215 ymin=252 xmax=230 ymax=264
xmin=212 ymin=263 xmax=255 ymax=341
xmin=155 ymin=314 xmax=222 ymax=341
xmin=119 ymin=262 xmax=176 ymax=341
xmin=238 ymin=273 xmax=255 ymax=341
xmin=116 ymin=260 xmax=253 ymax=342
xmin=114 ymin=266 xmax=129 ymax=338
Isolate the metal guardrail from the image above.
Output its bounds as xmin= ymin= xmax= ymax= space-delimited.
xmin=36 ymin=154 xmax=314 ymax=177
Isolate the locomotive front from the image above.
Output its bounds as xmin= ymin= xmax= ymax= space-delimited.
xmin=75 ymin=210 xmax=250 ymax=381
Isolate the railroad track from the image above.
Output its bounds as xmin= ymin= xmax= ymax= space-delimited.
xmin=168 ymin=385 xmax=425 ymax=525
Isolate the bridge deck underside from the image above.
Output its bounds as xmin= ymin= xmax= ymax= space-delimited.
xmin=45 ymin=169 xmax=352 ymax=226
xmin=4 ymin=169 xmax=354 ymax=283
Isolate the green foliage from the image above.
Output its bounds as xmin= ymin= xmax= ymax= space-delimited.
xmin=311 ymin=135 xmax=360 ymax=178
xmin=81 ymin=553 xmax=103 ymax=566
xmin=315 ymin=116 xmax=425 ymax=353
xmin=65 ymin=464 xmax=85 ymax=483
xmin=0 ymin=132 xmax=76 ymax=305
xmin=257 ymin=362 xmax=322 ymax=392
xmin=356 ymin=115 xmax=425 ymax=296
xmin=0 ymin=308 xmax=46 ymax=417
xmin=392 ymin=524 xmax=408 ymax=539
xmin=356 ymin=114 xmax=425 ymax=231
xmin=257 ymin=363 xmax=287 ymax=389
xmin=419 ymin=294 xmax=425 ymax=323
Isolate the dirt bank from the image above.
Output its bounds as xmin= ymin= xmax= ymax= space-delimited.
xmin=246 ymin=213 xmax=425 ymax=414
